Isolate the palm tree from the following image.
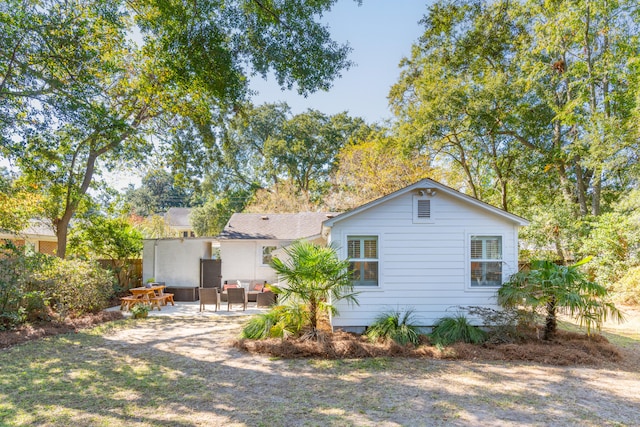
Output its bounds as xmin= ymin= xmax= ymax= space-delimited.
xmin=498 ymin=258 xmax=624 ymax=340
xmin=270 ymin=240 xmax=359 ymax=340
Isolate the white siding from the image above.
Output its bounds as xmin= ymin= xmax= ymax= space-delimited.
xmin=220 ymin=240 xmax=286 ymax=284
xmin=142 ymin=239 xmax=212 ymax=286
xmin=329 ymin=191 xmax=521 ymax=327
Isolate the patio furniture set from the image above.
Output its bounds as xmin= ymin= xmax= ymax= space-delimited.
xmin=199 ymin=280 xmax=277 ymax=312
xmin=119 ymin=283 xmax=175 ymax=311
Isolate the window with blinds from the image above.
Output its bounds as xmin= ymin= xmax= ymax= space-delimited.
xmin=347 ymin=236 xmax=378 ymax=286
xmin=470 ymin=236 xmax=502 ymax=287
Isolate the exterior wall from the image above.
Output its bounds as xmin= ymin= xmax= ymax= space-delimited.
xmin=329 ymin=191 xmax=521 ymax=328
xmin=37 ymin=240 xmax=57 ymax=255
xmin=0 ymin=235 xmax=57 ymax=254
xmin=220 ymin=239 xmax=288 ymax=284
xmin=143 ymin=238 xmax=213 ymax=287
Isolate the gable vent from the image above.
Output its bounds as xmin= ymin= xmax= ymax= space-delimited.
xmin=417 ymin=199 xmax=431 ymax=218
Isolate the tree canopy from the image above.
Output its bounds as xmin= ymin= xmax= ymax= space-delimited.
xmin=390 ymin=0 xmax=640 ymax=262
xmin=0 ymin=0 xmax=354 ymax=257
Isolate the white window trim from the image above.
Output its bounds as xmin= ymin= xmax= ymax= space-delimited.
xmin=346 ymin=233 xmax=382 ymax=288
xmin=413 ymin=195 xmax=435 ymax=224
xmin=466 ymin=233 xmax=505 ymax=291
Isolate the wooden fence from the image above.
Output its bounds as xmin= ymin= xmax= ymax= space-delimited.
xmin=97 ymin=258 xmax=142 ymax=289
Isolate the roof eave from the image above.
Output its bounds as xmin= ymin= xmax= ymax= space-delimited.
xmin=323 ymin=178 xmax=530 ymax=227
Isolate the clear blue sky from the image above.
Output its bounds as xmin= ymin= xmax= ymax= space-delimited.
xmin=249 ymin=1 xmax=429 ymax=124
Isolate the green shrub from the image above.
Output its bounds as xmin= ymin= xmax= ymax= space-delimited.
xmin=612 ymin=266 xmax=640 ymax=305
xmin=463 ymin=306 xmax=534 ymax=344
xmin=365 ymin=309 xmax=421 ymax=346
xmin=28 ymin=258 xmax=116 ymax=315
xmin=1 ymin=245 xmax=56 ymax=328
xmin=0 ymin=253 xmax=23 ymax=328
xmin=430 ymin=314 xmax=488 ymax=346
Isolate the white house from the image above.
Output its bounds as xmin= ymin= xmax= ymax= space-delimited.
xmin=218 ymin=212 xmax=338 ymax=285
xmin=322 ymin=178 xmax=529 ymax=330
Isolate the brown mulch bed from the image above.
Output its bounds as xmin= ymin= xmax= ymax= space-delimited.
xmin=235 ymin=328 xmax=623 ymax=366
xmin=0 ymin=311 xmax=124 ymax=350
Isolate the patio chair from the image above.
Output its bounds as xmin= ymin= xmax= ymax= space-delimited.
xmin=199 ymin=287 xmax=220 ymax=312
xmin=256 ymin=290 xmax=276 ymax=308
xmin=226 ymin=287 xmax=247 ymax=311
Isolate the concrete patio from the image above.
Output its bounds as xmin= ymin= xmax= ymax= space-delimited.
xmin=107 ymin=300 xmax=269 ymax=318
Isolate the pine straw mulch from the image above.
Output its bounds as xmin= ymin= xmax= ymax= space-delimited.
xmin=0 ymin=311 xmax=124 ymax=350
xmin=235 ymin=328 xmax=626 ymax=366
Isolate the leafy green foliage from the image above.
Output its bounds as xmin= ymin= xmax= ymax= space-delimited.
xmin=270 ymin=241 xmax=358 ymax=339
xmin=430 ymin=314 xmax=488 ymax=346
xmin=28 ymin=258 xmax=116 ymax=316
xmin=199 ymin=103 xmax=371 ymax=213
xmin=611 ymin=267 xmax=640 ymax=306
xmin=498 ymin=259 xmax=624 ymax=339
xmin=2 ymin=0 xmax=353 ymax=258
xmin=240 ymin=305 xmax=307 ymax=340
xmin=365 ymin=309 xmax=421 ymax=346
xmin=124 ymin=170 xmax=193 ymax=217
xmin=130 ymin=303 xmax=150 ymax=319
xmin=463 ymin=306 xmax=534 ymax=344
xmin=1 ymin=244 xmax=60 ymax=326
xmin=0 ymin=171 xmax=44 ymax=234
xmin=389 ymin=0 xmax=640 ymax=265
xmin=69 ymin=216 xmax=143 ymax=260
xmin=326 ymin=136 xmax=434 ymax=210
xmin=581 ymin=191 xmax=640 ymax=286
xmin=0 ymin=243 xmax=30 ymax=328
xmin=68 ymin=215 xmax=143 ymax=291
xmin=191 ymin=189 xmax=251 ymax=236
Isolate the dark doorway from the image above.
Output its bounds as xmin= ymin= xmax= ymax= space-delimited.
xmin=200 ymin=259 xmax=222 ymax=289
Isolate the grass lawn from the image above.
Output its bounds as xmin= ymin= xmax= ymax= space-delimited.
xmin=1 ymin=314 xmax=639 ymax=426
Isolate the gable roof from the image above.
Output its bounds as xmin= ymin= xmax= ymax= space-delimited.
xmin=323 ymin=178 xmax=529 ymax=228
xmin=164 ymin=207 xmax=192 ymax=228
xmin=219 ymin=212 xmax=339 ymax=240
xmin=0 ymin=219 xmax=56 ymax=240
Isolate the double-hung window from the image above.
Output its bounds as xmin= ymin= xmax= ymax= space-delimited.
xmin=347 ymin=236 xmax=378 ymax=286
xmin=470 ymin=236 xmax=502 ymax=287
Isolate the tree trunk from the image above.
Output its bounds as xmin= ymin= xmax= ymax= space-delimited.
xmin=55 ymin=214 xmax=72 ymax=259
xmin=574 ymin=158 xmax=589 ymax=216
xmin=544 ymin=297 xmax=557 ymax=340
xmin=309 ymin=298 xmax=318 ymax=333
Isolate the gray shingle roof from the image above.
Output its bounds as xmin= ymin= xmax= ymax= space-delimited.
xmin=219 ymin=212 xmax=339 ymax=240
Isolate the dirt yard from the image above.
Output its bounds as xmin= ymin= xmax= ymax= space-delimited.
xmin=1 ymin=306 xmax=638 ymax=426
xmin=95 ymin=310 xmax=640 ymax=426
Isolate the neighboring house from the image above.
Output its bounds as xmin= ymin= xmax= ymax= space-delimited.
xmin=218 ymin=212 xmax=338 ymax=284
xmin=164 ymin=207 xmax=195 ymax=237
xmin=0 ymin=220 xmax=57 ymax=255
xmin=322 ymin=178 xmax=529 ymax=330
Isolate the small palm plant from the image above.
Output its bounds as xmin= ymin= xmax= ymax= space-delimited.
xmin=241 ymin=305 xmax=307 ymax=339
xmin=270 ymin=240 xmax=359 ymax=340
xmin=498 ymin=258 xmax=624 ymax=340
xmin=430 ymin=314 xmax=488 ymax=346
xmin=365 ymin=309 xmax=421 ymax=346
